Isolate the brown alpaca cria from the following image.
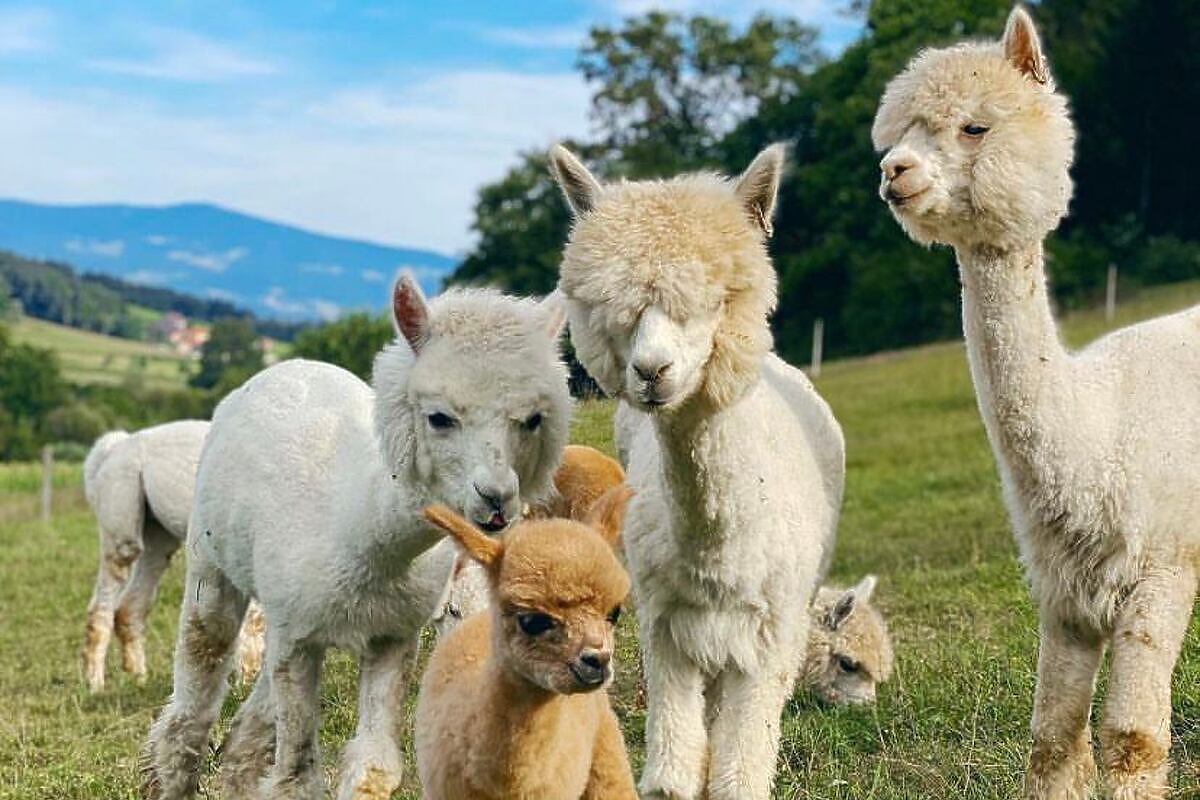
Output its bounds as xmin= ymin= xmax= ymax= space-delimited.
xmin=415 ymin=487 xmax=638 ymax=800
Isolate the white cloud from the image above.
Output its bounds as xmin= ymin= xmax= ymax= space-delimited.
xmin=300 ymin=262 xmax=345 ymax=276
xmin=124 ymin=269 xmax=168 ymax=285
xmin=0 ymin=66 xmax=591 ymax=252
xmin=167 ymin=246 xmax=249 ymax=272
xmin=89 ymin=28 xmax=280 ymax=83
xmin=262 ymin=286 xmax=340 ymax=320
xmin=144 ymin=234 xmax=172 ymax=246
xmin=204 ymin=287 xmax=240 ymax=302
xmin=65 ymin=237 xmax=125 ymax=257
xmin=478 ymin=24 xmax=586 ymax=50
xmin=0 ymin=8 xmax=53 ymax=56
xmin=361 ymin=269 xmax=385 ymax=283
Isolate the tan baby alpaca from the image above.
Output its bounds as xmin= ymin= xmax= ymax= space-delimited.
xmin=416 ymin=488 xmax=638 ymax=800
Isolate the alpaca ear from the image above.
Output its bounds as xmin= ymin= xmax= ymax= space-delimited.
xmin=584 ymin=485 xmax=634 ymax=548
xmin=826 ymin=587 xmax=858 ymax=631
xmin=423 ymin=504 xmax=503 ymax=569
xmin=734 ymin=143 xmax=786 ymax=237
xmin=1003 ymin=6 xmax=1049 ymax=85
xmin=391 ymin=272 xmax=431 ymax=354
xmin=539 ymin=289 xmax=568 ymax=341
xmin=853 ymin=574 xmax=878 ymax=603
xmin=549 ymin=144 xmax=602 ymax=216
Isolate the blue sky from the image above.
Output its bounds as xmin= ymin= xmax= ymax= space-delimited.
xmin=0 ymin=1 xmax=862 ymax=254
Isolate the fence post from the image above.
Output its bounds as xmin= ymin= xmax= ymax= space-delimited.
xmin=40 ymin=445 xmax=53 ymax=522
xmin=1105 ymin=263 xmax=1118 ymax=322
xmin=811 ymin=318 xmax=824 ymax=379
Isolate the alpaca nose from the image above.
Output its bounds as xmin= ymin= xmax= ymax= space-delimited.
xmin=474 ymin=479 xmax=516 ymax=512
xmin=633 ymin=359 xmax=672 ymax=384
xmin=574 ymin=649 xmax=611 ymax=686
xmin=880 ymin=151 xmax=916 ymax=181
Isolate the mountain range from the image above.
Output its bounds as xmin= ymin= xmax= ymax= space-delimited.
xmin=0 ymin=200 xmax=456 ymax=320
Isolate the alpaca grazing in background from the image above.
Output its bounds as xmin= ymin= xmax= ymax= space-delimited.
xmin=550 ymin=143 xmax=845 ymax=799
xmin=80 ymin=421 xmax=263 ymax=692
xmin=875 ymin=8 xmax=1199 ymax=798
xmin=801 ymin=576 xmax=894 ymax=706
xmin=143 ymin=275 xmax=572 ymax=800
xmin=431 ymin=444 xmax=626 ymax=636
xmin=416 ymin=487 xmax=638 ymax=800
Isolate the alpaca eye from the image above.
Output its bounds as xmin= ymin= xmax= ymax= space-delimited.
xmin=961 ymin=123 xmax=990 ymax=137
xmin=517 ymin=612 xmax=556 ymax=636
xmin=427 ymin=412 xmax=458 ymax=430
xmin=523 ymin=412 xmax=543 ymax=432
xmin=607 ymin=606 xmax=622 ymax=625
xmin=837 ymin=655 xmax=860 ymax=674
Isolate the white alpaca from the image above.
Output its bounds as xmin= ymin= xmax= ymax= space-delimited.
xmin=80 ymin=421 xmax=264 ymax=692
xmin=550 ymin=144 xmax=845 ymax=799
xmin=142 ymin=275 xmax=571 ymax=800
xmin=874 ymin=8 xmax=1199 ymax=798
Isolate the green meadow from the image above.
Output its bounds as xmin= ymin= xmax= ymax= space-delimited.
xmin=2 ymin=281 xmax=1198 ymax=799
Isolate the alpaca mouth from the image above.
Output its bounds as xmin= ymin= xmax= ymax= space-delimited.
xmin=886 ymin=186 xmax=929 ymax=207
xmin=568 ymin=662 xmax=607 ymax=690
xmin=479 ymin=511 xmax=508 ymax=532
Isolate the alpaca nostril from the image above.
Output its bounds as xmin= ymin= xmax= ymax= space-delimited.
xmin=633 ymin=361 xmax=672 ymax=383
xmin=580 ymin=651 xmax=609 ymax=671
xmin=886 ymin=161 xmax=913 ymax=180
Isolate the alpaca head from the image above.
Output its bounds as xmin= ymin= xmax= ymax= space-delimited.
xmin=549 ymin=145 xmax=781 ymax=412
xmin=423 ymin=486 xmax=633 ymax=694
xmin=374 ymin=274 xmax=571 ymax=532
xmin=872 ymin=6 xmax=1075 ymax=252
xmin=808 ymin=576 xmax=894 ymax=706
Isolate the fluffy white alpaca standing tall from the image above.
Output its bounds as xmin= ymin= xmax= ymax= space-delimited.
xmin=550 ymin=144 xmax=845 ymax=799
xmin=874 ymin=9 xmax=1199 ymax=798
xmin=82 ymin=421 xmax=266 ymax=692
xmin=142 ymin=275 xmax=571 ymax=800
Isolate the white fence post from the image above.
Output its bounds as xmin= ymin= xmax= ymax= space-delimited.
xmin=810 ymin=318 xmax=824 ymax=379
xmin=1105 ymin=263 xmax=1118 ymax=322
xmin=40 ymin=445 xmax=53 ymax=522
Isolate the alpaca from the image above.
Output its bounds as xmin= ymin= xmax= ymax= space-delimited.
xmin=80 ymin=421 xmax=263 ymax=692
xmin=142 ymin=275 xmax=571 ymax=800
xmin=415 ymin=487 xmax=638 ymax=800
xmin=431 ymin=444 xmax=627 ymax=636
xmin=874 ymin=8 xmax=1199 ymax=798
xmin=801 ymin=576 xmax=894 ymax=706
xmin=550 ymin=144 xmax=846 ymax=799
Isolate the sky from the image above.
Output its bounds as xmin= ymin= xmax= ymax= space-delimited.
xmin=0 ymin=1 xmax=863 ymax=256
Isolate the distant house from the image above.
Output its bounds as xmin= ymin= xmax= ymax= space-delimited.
xmin=149 ymin=311 xmax=187 ymax=342
xmin=258 ymin=336 xmax=279 ymax=366
xmin=170 ymin=325 xmax=210 ymax=358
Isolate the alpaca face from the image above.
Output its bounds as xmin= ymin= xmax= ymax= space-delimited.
xmin=375 ymin=277 xmax=571 ymax=530
xmin=810 ymin=577 xmax=894 ymax=706
xmin=550 ymin=144 xmax=782 ymax=411
xmin=422 ymin=488 xmax=633 ymax=695
xmin=872 ymin=8 xmax=1074 ymax=252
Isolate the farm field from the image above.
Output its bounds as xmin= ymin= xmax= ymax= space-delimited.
xmin=9 ymin=315 xmax=195 ymax=391
xmin=1 ymin=280 xmax=1198 ymax=799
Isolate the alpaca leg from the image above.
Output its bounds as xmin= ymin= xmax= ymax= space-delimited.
xmin=582 ymin=707 xmax=638 ymax=800
xmin=638 ymin=628 xmax=708 ymax=800
xmin=233 ymin=601 xmax=267 ymax=686
xmin=82 ymin=535 xmax=138 ymax=692
xmin=114 ymin=520 xmax=179 ymax=682
xmin=142 ymin=557 xmax=247 ymax=800
xmin=262 ymin=644 xmax=324 ymax=800
xmin=1024 ymin=616 xmax=1105 ymax=800
xmin=221 ymin=665 xmax=277 ymax=799
xmin=705 ymin=659 xmax=795 ymax=800
xmin=1100 ymin=567 xmax=1197 ymax=800
xmin=336 ymin=637 xmax=418 ymax=800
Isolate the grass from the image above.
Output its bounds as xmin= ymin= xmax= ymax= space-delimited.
xmin=1 ymin=280 xmax=1198 ymax=799
xmin=9 ymin=316 xmax=195 ymax=391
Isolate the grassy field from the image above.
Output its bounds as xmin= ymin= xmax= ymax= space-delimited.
xmin=9 ymin=316 xmax=195 ymax=391
xmin=1 ymin=280 xmax=1198 ymax=799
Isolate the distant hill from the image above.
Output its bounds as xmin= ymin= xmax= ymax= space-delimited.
xmin=0 ymin=200 xmax=456 ymax=320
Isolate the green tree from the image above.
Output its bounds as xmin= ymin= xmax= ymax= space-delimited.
xmin=0 ymin=325 xmax=67 ymax=459
xmin=291 ymin=312 xmax=394 ymax=382
xmin=191 ymin=318 xmax=263 ymax=390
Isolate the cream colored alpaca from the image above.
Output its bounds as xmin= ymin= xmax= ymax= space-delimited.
xmin=416 ymin=488 xmax=638 ymax=800
xmin=80 ymin=422 xmax=264 ymax=692
xmin=431 ymin=445 xmax=627 ymax=636
xmin=801 ymin=576 xmax=894 ymax=706
xmin=874 ymin=8 xmax=1199 ymax=798
xmin=551 ymin=144 xmax=845 ymax=800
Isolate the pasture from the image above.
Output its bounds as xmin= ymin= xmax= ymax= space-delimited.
xmin=9 ymin=316 xmax=194 ymax=392
xmin=1 ymin=280 xmax=1198 ymax=799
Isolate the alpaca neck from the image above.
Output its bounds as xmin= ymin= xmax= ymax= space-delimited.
xmin=955 ymin=240 xmax=1072 ymax=485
